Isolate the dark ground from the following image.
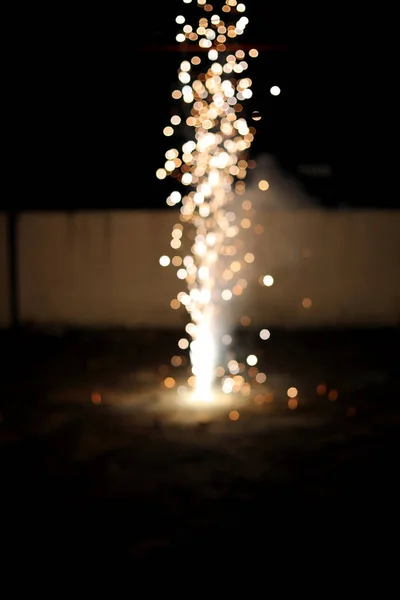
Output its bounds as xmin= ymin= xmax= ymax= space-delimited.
xmin=1 ymin=326 xmax=399 ymax=574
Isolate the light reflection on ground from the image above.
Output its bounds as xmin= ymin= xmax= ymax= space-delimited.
xmin=82 ymin=377 xmax=330 ymax=432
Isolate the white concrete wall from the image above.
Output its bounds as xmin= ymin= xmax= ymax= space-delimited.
xmin=18 ymin=212 xmax=185 ymax=328
xmin=232 ymin=210 xmax=400 ymax=327
xmin=17 ymin=210 xmax=400 ymax=328
xmin=0 ymin=214 xmax=10 ymax=327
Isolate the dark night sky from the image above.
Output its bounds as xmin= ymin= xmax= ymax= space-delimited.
xmin=5 ymin=2 xmax=395 ymax=211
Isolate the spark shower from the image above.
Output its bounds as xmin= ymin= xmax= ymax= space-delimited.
xmin=158 ymin=0 xmax=270 ymax=402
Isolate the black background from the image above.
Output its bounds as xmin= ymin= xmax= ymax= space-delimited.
xmin=5 ymin=2 xmax=394 ymax=210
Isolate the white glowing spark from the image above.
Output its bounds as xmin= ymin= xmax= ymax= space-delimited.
xmin=270 ymin=85 xmax=281 ymax=96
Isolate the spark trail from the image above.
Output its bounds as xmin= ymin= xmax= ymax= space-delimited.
xmin=158 ymin=0 xmax=266 ymax=402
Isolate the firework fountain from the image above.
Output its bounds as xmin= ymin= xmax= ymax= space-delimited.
xmin=158 ymin=0 xmax=269 ymax=403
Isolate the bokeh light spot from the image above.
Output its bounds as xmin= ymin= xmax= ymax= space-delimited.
xmin=259 ymin=329 xmax=270 ymax=340
xmin=263 ymin=275 xmax=274 ymax=287
xmin=270 ymin=85 xmax=281 ymax=96
xmin=91 ymin=392 xmax=102 ymax=405
xmin=287 ymin=387 xmax=298 ymax=398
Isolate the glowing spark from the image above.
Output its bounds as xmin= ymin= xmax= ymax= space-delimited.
xmin=270 ymin=85 xmax=281 ymax=96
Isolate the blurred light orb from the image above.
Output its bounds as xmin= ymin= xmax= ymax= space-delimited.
xmin=222 ymin=334 xmax=232 ymax=345
xmin=270 ymin=85 xmax=281 ymax=96
xmin=156 ymin=168 xmax=167 ymax=180
xmin=256 ymin=372 xmax=267 ymax=384
xmin=178 ymin=338 xmax=189 ymax=350
xmin=263 ymin=275 xmax=274 ymax=287
xmin=258 ymin=179 xmax=269 ymax=191
xmin=259 ymin=329 xmax=271 ymax=340
xmin=246 ymin=354 xmax=258 ymax=366
xmin=159 ymin=255 xmax=170 ymax=267
xmin=287 ymin=387 xmax=298 ymax=398
xmin=163 ymin=126 xmax=174 ymax=136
